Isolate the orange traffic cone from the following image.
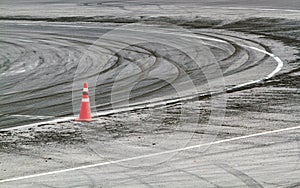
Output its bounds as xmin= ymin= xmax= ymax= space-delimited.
xmin=75 ymin=82 xmax=92 ymax=122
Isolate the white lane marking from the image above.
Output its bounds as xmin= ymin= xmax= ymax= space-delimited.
xmin=245 ymin=46 xmax=275 ymax=57
xmin=1 ymin=116 xmax=75 ymax=131
xmin=105 ymin=28 xmax=284 ymax=84
xmin=0 ymin=125 xmax=299 ymax=184
xmin=228 ymin=44 xmax=284 ymax=90
xmin=1 ymin=32 xmax=284 ymax=132
xmin=201 ymin=6 xmax=300 ymax=13
xmin=0 ymin=114 xmax=54 ymax=119
xmin=117 ymin=27 xmax=227 ymax=43
xmin=241 ymin=45 xmax=284 ymax=80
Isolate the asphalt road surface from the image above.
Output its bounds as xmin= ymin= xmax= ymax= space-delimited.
xmin=0 ymin=0 xmax=299 ymax=187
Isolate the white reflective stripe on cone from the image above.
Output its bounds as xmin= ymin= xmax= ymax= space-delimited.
xmin=83 ymin=88 xmax=89 ymax=92
xmin=82 ymin=98 xmax=90 ymax=102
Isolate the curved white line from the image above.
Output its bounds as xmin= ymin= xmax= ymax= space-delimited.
xmin=0 ymin=124 xmax=299 ymax=184
xmin=0 ymin=28 xmax=287 ymax=184
xmin=201 ymin=6 xmax=300 ymax=13
xmin=228 ymin=44 xmax=284 ymax=90
xmin=1 ymin=32 xmax=284 ymax=132
xmin=244 ymin=45 xmax=284 ymax=79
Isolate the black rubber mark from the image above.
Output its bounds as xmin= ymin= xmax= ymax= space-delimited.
xmin=217 ymin=163 xmax=264 ymax=188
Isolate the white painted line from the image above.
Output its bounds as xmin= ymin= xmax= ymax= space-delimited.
xmin=228 ymin=44 xmax=284 ymax=90
xmin=0 ymin=114 xmax=54 ymax=119
xmin=245 ymin=46 xmax=275 ymax=57
xmin=201 ymin=6 xmax=300 ymax=13
xmin=1 ymin=116 xmax=75 ymax=131
xmin=0 ymin=125 xmax=299 ymax=184
xmin=1 ymin=32 xmax=284 ymax=132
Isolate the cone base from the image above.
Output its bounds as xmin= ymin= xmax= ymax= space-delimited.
xmin=74 ymin=118 xmax=93 ymax=122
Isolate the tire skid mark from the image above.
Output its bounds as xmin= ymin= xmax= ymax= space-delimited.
xmin=1 ymin=124 xmax=299 ymax=183
xmin=169 ymin=165 xmax=222 ymax=188
xmin=0 ymin=28 xmax=284 ymax=133
xmin=217 ymin=163 xmax=264 ymax=188
xmin=199 ymin=32 xmax=269 ymax=76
